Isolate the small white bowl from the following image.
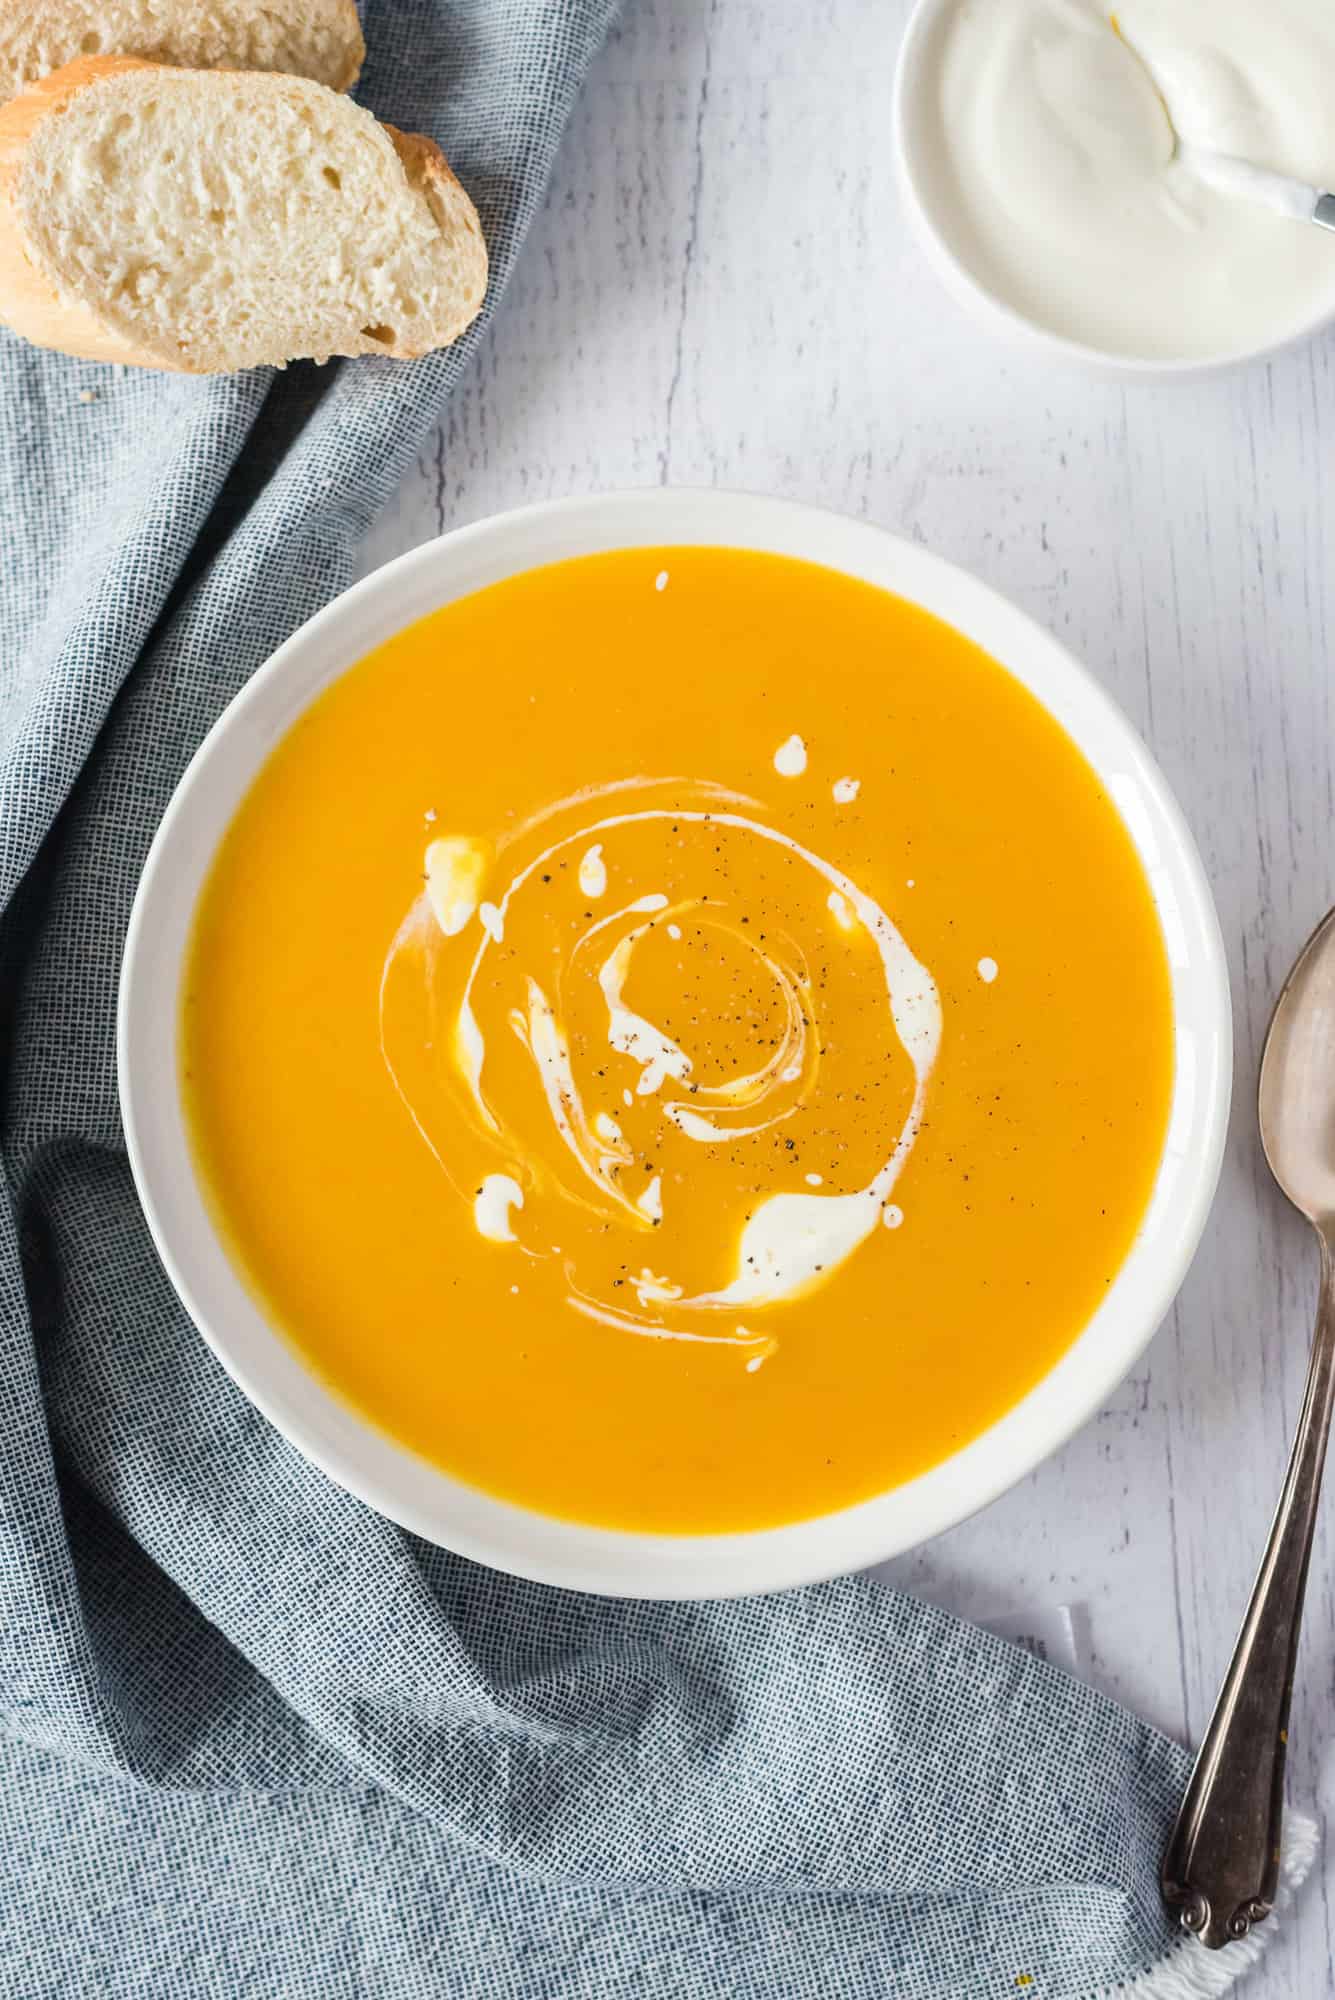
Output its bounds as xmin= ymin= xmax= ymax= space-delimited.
xmin=118 ymin=488 xmax=1231 ymax=1599
xmin=893 ymin=0 xmax=1335 ymax=382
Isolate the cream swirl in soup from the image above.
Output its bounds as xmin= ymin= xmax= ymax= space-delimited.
xmin=380 ymin=779 xmax=941 ymax=1367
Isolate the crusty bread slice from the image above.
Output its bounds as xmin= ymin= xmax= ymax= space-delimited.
xmin=0 ymin=58 xmax=488 ymax=371
xmin=0 ymin=0 xmax=364 ymax=101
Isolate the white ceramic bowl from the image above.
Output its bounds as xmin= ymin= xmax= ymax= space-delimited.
xmin=119 ymin=488 xmax=1231 ymax=1598
xmin=893 ymin=0 xmax=1335 ymax=382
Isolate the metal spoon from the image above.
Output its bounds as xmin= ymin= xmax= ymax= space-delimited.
xmin=1175 ymin=147 xmax=1335 ymax=237
xmin=1162 ymin=907 xmax=1335 ymax=1949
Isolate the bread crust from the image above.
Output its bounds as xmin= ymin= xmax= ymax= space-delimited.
xmin=382 ymin=126 xmax=488 ymax=358
xmin=0 ymin=57 xmax=488 ymax=372
xmin=322 ymin=1 xmax=366 ymax=93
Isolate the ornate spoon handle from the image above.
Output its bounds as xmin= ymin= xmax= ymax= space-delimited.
xmin=1161 ymin=1239 xmax=1335 ymax=1949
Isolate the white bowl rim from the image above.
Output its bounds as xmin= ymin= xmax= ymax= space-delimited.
xmin=892 ymin=0 xmax=1335 ymax=382
xmin=118 ymin=485 xmax=1232 ymax=1599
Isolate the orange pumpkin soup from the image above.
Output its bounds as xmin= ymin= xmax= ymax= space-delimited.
xmin=181 ymin=548 xmax=1173 ymax=1533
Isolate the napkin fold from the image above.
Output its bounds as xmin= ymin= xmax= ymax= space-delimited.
xmin=0 ymin=4 xmax=1311 ymax=1995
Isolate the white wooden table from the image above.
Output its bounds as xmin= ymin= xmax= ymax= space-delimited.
xmin=361 ymin=3 xmax=1335 ymax=1987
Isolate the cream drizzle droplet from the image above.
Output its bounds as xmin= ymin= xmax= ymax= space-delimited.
xmin=424 ymin=835 xmax=489 ymax=939
xmin=578 ymin=844 xmax=607 ymax=898
xmin=977 ymin=957 xmax=999 ymax=984
xmin=833 ymin=777 xmax=860 ymax=804
xmin=475 ymin=1173 xmax=523 ymax=1242
xmin=773 ymin=734 xmax=807 ymax=778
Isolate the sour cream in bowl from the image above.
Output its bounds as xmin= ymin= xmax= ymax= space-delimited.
xmin=895 ymin=0 xmax=1335 ymax=375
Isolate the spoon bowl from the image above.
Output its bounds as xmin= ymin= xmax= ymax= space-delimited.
xmin=1259 ymin=907 xmax=1335 ymax=1228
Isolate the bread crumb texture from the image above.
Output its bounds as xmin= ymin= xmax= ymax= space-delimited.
xmin=0 ymin=0 xmax=364 ymax=100
xmin=18 ymin=67 xmax=486 ymax=370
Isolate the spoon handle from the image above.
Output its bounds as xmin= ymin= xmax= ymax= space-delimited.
xmin=1161 ymin=1238 xmax=1335 ymax=1949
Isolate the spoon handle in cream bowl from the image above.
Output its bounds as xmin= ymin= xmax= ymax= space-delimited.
xmin=1161 ymin=1240 xmax=1335 ymax=1950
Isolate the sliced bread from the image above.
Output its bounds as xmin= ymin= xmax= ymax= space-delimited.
xmin=0 ymin=0 xmax=365 ymax=101
xmin=0 ymin=57 xmax=488 ymax=371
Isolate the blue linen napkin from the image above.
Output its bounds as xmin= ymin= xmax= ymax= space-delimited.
xmin=0 ymin=4 xmax=1307 ymax=1995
